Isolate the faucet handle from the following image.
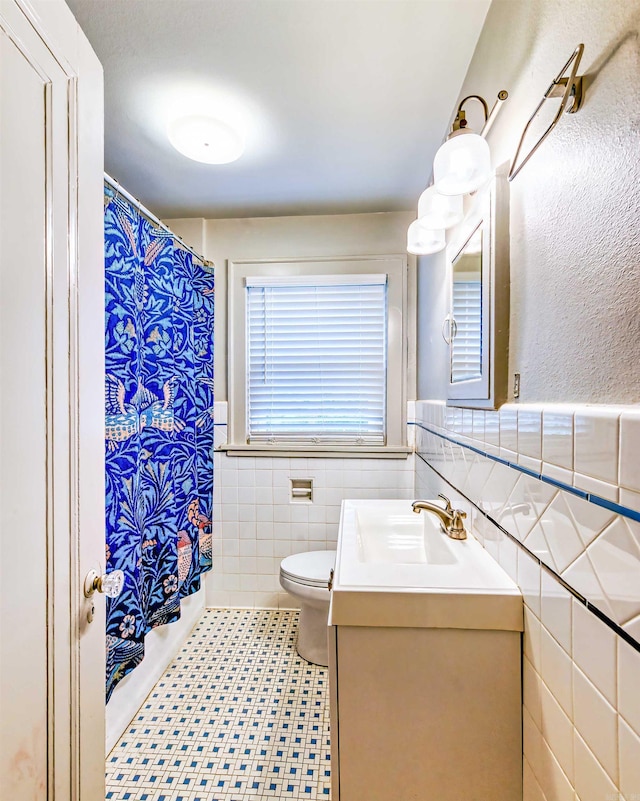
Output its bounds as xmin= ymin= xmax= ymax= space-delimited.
xmin=449 ymin=509 xmax=468 ymax=540
xmin=438 ymin=493 xmax=453 ymax=513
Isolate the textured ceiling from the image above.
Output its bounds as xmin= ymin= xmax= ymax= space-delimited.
xmin=66 ymin=0 xmax=490 ymax=219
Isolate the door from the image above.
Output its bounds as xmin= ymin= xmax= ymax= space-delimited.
xmin=0 ymin=1 xmax=105 ymax=799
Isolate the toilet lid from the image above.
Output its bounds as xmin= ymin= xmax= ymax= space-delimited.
xmin=280 ymin=550 xmax=336 ymax=588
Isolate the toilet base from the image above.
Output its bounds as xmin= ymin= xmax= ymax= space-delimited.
xmin=296 ymin=601 xmax=330 ymax=666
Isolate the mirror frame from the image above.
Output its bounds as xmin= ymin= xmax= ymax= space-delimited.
xmin=445 ymin=166 xmax=510 ymax=409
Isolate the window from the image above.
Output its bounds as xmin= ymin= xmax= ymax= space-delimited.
xmin=227 ymin=257 xmax=407 ymax=456
xmin=246 ymin=275 xmax=387 ymax=444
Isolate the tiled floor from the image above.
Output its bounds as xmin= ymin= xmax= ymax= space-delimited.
xmin=106 ymin=609 xmax=331 ymax=801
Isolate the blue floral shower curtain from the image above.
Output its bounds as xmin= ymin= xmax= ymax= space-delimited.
xmin=104 ymin=186 xmax=214 ymax=700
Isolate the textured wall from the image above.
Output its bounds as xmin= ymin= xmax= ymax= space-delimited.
xmin=418 ymin=0 xmax=640 ymax=403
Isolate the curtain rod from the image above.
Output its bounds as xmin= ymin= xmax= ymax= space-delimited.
xmin=104 ymin=172 xmax=213 ymax=268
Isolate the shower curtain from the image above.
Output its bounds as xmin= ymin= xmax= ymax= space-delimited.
xmin=104 ymin=185 xmax=214 ymax=700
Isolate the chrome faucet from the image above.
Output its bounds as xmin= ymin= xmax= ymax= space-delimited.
xmin=412 ymin=493 xmax=468 ymax=540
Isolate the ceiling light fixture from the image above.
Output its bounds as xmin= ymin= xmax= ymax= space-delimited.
xmin=434 ymin=90 xmax=508 ymax=196
xmin=168 ymin=114 xmax=244 ymax=164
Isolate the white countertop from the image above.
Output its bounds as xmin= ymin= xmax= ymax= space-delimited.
xmin=330 ymin=499 xmax=523 ymax=631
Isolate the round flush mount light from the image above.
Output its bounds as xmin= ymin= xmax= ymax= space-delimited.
xmin=168 ymin=115 xmax=244 ymax=164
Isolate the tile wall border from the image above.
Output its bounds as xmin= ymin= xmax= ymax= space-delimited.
xmin=411 ymin=421 xmax=640 ymax=525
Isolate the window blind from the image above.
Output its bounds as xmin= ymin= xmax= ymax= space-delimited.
xmin=451 ymin=280 xmax=482 ymax=382
xmin=246 ymin=276 xmax=387 ymax=444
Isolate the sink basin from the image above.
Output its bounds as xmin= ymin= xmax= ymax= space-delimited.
xmin=356 ymin=506 xmax=457 ymax=565
xmin=331 ymin=499 xmax=522 ymax=631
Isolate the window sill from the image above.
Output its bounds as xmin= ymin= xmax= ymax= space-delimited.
xmin=218 ymin=444 xmax=412 ymax=459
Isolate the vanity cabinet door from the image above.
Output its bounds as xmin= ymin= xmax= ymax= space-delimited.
xmin=329 ymin=625 xmax=522 ymax=801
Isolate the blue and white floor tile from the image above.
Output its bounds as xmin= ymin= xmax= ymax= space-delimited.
xmin=106 ymin=609 xmax=331 ymax=801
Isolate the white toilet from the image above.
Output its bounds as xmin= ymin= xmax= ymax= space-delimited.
xmin=279 ymin=550 xmax=336 ymax=666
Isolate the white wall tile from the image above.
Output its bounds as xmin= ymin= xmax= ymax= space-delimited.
xmin=573 ymin=472 xmax=619 ymax=503
xmin=497 ymin=534 xmax=518 ymax=583
xmin=586 ymin=518 xmax=640 ymax=626
xmin=519 ymin=454 xmax=542 ymax=474
xmin=485 ymin=410 xmax=500 ymax=447
xmin=619 ymin=717 xmax=640 ymax=801
xmin=541 ymin=626 xmax=573 ymax=717
xmin=256 ymin=539 xmax=273 ymax=557
xmin=523 ymin=656 xmax=543 ymax=729
xmin=540 ymin=679 xmax=574 ymax=784
xmin=573 ymin=666 xmax=618 ymax=782
xmin=501 ymin=475 xmax=556 ymax=542
xmin=523 ymin=757 xmax=546 ymax=801
xmin=500 ymin=407 xmax=518 ymax=452
xmin=472 ymin=409 xmax=485 ymax=442
xmin=623 ymin=614 xmax=640 ymax=641
xmin=542 ymin=462 xmax=573 ymax=487
xmin=618 ymin=637 xmax=640 ymax=735
xmin=536 ymin=737 xmax=574 ymax=801
xmin=519 ymin=408 xmax=543 ymax=460
xmin=543 ymin=409 xmax=574 ymax=471
xmin=572 ymin=600 xmax=617 ymax=706
xmin=620 ymin=487 xmax=640 ymax=516
xmin=209 ymin=446 xmax=413 ymax=607
xmin=619 ymin=410 xmax=640 ymax=493
xmin=541 ymin=569 xmax=572 ymax=654
xmin=537 ymin=493 xmax=584 ymax=572
xmin=519 ymin=549 xmax=542 ymax=617
xmin=575 ymin=408 xmax=620 ymax=485
xmin=564 ymin=493 xmax=615 ymax=548
xmin=562 ymin=554 xmax=617 ymax=623
xmin=524 ymin=606 xmax=542 ymax=671
xmin=573 ymin=731 xmax=618 ymax=801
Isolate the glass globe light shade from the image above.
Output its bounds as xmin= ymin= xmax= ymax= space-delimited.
xmin=433 ymin=132 xmax=491 ymax=196
xmin=406 ymin=220 xmax=446 ymax=255
xmin=168 ymin=115 xmax=244 ymax=164
xmin=417 ymin=186 xmax=464 ymax=229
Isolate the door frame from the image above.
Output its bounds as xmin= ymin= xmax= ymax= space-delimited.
xmin=0 ymin=1 xmax=105 ymax=798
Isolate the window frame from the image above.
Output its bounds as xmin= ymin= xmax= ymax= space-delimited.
xmin=226 ymin=256 xmax=409 ymax=458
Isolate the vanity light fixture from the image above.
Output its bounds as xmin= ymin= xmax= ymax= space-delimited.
xmin=168 ymin=114 xmax=244 ymax=164
xmin=407 ymin=88 xmax=508 ymax=257
xmin=434 ymin=90 xmax=509 ymax=196
xmin=417 ymin=186 xmax=464 ymax=230
xmin=406 ymin=220 xmax=446 ymax=256
xmin=508 ymin=44 xmax=586 ymax=181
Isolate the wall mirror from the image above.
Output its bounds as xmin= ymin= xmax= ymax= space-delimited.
xmin=444 ymin=167 xmax=510 ymax=409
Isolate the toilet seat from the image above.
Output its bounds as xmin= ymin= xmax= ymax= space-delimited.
xmin=280 ymin=550 xmax=336 ymax=589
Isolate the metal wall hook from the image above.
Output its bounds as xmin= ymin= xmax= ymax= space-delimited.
xmin=508 ymin=44 xmax=586 ymax=182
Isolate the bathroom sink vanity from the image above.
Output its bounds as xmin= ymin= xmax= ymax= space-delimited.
xmin=328 ymin=500 xmax=523 ymax=801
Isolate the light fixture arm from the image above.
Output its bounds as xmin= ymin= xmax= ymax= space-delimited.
xmin=481 ymin=90 xmax=509 ymax=137
xmin=453 ymin=94 xmax=489 ymax=131
xmin=450 ymin=91 xmax=508 ymax=137
xmin=508 ymin=43 xmax=585 ymax=181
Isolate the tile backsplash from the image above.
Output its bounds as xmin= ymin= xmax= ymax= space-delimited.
xmin=208 ymin=402 xmax=414 ymax=608
xmin=414 ymin=401 xmax=640 ymax=639
xmin=413 ymin=399 xmax=640 ymax=801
